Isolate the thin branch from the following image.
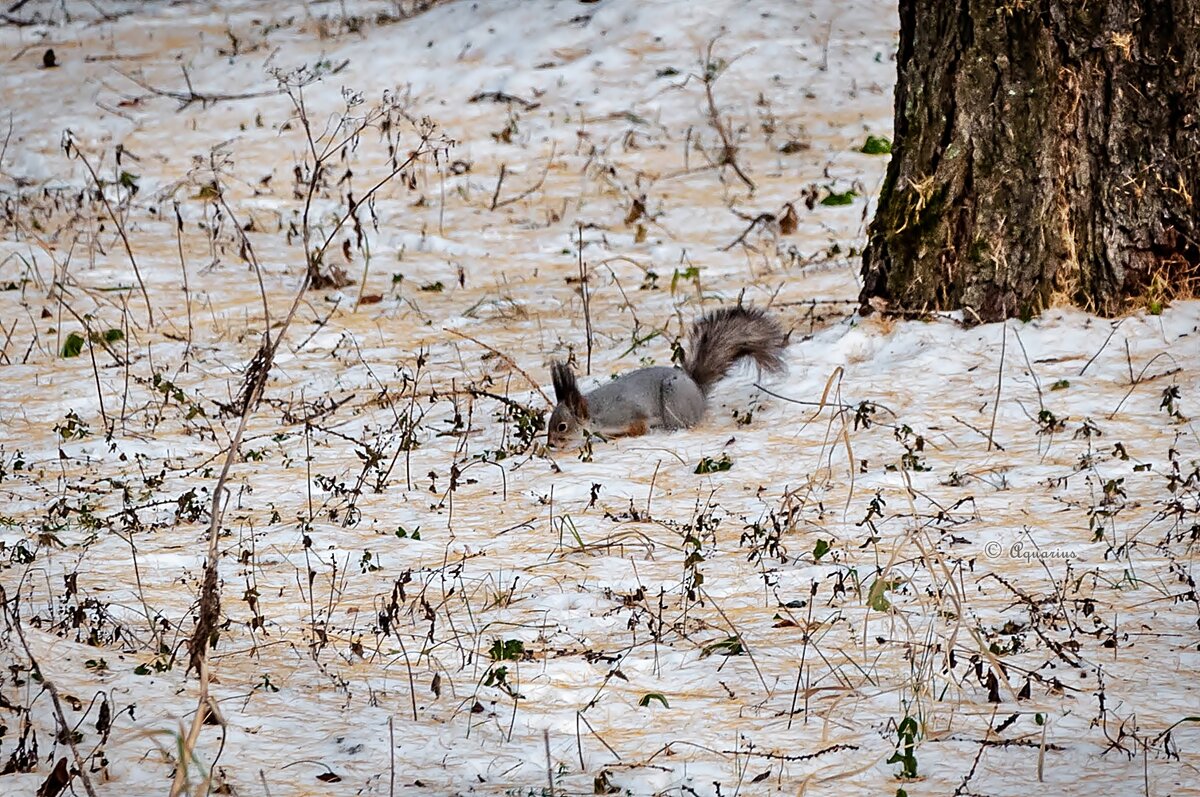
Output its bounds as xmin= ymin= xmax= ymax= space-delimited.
xmin=987 ymin=321 xmax=1006 ymax=451
xmin=721 ymin=212 xmax=774 ymax=251
xmin=468 ymin=90 xmax=539 ymax=110
xmin=7 ymin=587 xmax=100 ymax=797
xmin=445 ymin=328 xmax=551 ymax=405
xmin=700 ymin=38 xmax=754 ymax=191
xmin=117 ymin=67 xmax=282 ymax=110
xmin=492 ymin=142 xmax=557 ymax=209
xmin=64 ymin=133 xmax=154 ymax=327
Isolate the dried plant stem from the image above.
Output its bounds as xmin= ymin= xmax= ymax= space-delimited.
xmin=987 ymin=322 xmax=1006 ymax=451
xmin=701 ymin=38 xmax=754 ymax=191
xmin=178 ymin=256 xmax=320 ymax=788
xmin=445 ymin=328 xmax=551 ymax=404
xmin=168 ymin=658 xmax=211 ymax=797
xmin=65 ymin=134 xmax=154 ymax=327
xmin=352 ymin=226 xmax=374 ymax=312
xmin=544 ymin=729 xmax=555 ymax=797
xmin=698 ymin=585 xmax=770 ymax=694
xmin=180 ymin=87 xmax=444 ymax=772
xmin=489 ymin=163 xmax=507 ymax=211
xmin=118 ymin=66 xmax=282 ymax=110
xmin=86 ymin=321 xmax=110 ymax=433
xmin=492 ymin=142 xmax=557 ymax=209
xmin=7 ymin=587 xmax=100 ymax=797
xmin=213 ymin=186 xmax=272 ymax=342
xmin=0 ymin=317 xmax=17 ymax=364
xmin=173 ymin=203 xmax=194 ymax=356
xmin=577 ymin=224 xmax=592 ymax=374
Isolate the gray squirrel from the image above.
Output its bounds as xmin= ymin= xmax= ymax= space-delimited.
xmin=547 ymin=304 xmax=786 ymax=448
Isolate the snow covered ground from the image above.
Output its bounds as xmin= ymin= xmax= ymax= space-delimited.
xmin=2 ymin=1 xmax=1199 ymax=795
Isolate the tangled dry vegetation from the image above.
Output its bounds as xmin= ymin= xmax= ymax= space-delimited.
xmin=1 ymin=2 xmax=1199 ymax=796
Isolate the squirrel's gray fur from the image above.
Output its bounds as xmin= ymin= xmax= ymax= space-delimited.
xmin=547 ymin=305 xmax=785 ymax=448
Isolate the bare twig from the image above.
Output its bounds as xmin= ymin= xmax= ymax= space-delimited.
xmin=492 ymin=143 xmax=557 ymax=209
xmin=1079 ymin=319 xmax=1125 ymax=376
xmin=577 ymin=224 xmax=592 ymax=374
xmin=544 ymin=729 xmax=555 ymax=797
xmin=469 ymin=90 xmax=539 ymax=110
xmin=211 ymin=170 xmax=272 ymax=344
xmin=172 ymin=203 xmax=194 ymax=355
xmin=176 ymin=80 xmax=444 ymax=789
xmin=489 ymin=163 xmax=507 ymax=211
xmin=64 ymin=132 xmax=154 ymax=326
xmin=445 ymin=328 xmax=551 ymax=404
xmin=721 ymin=212 xmax=774 ymax=251
xmin=117 ymin=67 xmax=282 ymax=110
xmin=7 ymin=586 xmax=100 ymax=797
xmin=700 ymin=38 xmax=754 ymax=191
xmin=987 ymin=321 xmax=1006 ymax=451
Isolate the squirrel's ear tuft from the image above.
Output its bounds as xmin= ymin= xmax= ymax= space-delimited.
xmin=550 ymin=362 xmax=577 ymax=403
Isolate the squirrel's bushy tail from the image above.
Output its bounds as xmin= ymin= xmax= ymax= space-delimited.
xmin=683 ymin=305 xmax=786 ymax=394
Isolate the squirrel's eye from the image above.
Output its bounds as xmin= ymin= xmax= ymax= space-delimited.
xmin=557 ymin=422 xmax=568 ymax=433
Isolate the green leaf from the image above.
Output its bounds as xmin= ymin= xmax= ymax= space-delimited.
xmin=670 ymin=265 xmax=700 ymax=294
xmin=118 ymin=171 xmax=140 ymax=191
xmin=813 ymin=539 xmax=831 ymax=561
xmin=694 ymin=453 xmax=733 ymax=474
xmin=700 ymin=636 xmax=744 ymax=658
xmin=102 ymin=328 xmax=124 ymax=343
xmin=488 ymin=639 xmax=525 ymax=661
xmin=867 ymin=578 xmax=898 ymax=612
xmin=419 ymin=281 xmax=444 ymax=293
xmin=60 ymin=331 xmax=85 ymax=358
xmin=638 ymin=692 xmax=670 ymax=708
xmin=859 ymin=135 xmax=892 ymax=155
xmin=819 ymin=189 xmax=857 ymax=206
xmin=483 ymin=665 xmax=508 ymax=688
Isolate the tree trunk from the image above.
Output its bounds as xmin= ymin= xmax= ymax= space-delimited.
xmin=861 ymin=1 xmax=1200 ymax=323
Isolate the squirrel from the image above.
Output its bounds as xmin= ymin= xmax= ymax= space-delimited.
xmin=547 ymin=304 xmax=786 ymax=448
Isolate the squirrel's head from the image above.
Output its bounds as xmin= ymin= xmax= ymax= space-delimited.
xmin=547 ymin=361 xmax=588 ymax=448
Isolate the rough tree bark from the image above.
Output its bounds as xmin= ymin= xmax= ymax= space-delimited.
xmin=861 ymin=1 xmax=1200 ymax=322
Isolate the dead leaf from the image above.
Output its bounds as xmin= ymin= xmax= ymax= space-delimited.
xmin=37 ymin=758 xmax=69 ymax=797
xmin=779 ymin=202 xmax=798 ymax=235
xmin=624 ymin=196 xmax=645 ymax=225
